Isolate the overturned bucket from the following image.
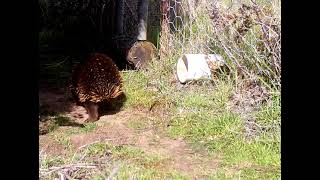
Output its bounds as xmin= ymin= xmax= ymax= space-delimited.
xmin=176 ymin=54 xmax=225 ymax=83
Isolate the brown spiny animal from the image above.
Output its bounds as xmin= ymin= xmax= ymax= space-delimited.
xmin=70 ymin=53 xmax=123 ymax=122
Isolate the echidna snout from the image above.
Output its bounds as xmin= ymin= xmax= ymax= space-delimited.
xmin=84 ymin=102 xmax=99 ymax=122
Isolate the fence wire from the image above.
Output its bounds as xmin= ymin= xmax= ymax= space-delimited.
xmin=159 ymin=0 xmax=281 ymax=89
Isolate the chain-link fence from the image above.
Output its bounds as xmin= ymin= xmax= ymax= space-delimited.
xmin=39 ymin=0 xmax=281 ymax=89
xmin=159 ymin=0 xmax=281 ymax=90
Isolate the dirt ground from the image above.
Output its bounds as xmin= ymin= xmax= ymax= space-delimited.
xmin=39 ymin=88 xmax=220 ymax=179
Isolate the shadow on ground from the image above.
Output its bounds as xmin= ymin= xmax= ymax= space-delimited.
xmin=39 ymin=86 xmax=127 ymax=135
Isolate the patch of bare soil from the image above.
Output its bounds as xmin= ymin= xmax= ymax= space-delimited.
xmin=70 ymin=123 xmax=136 ymax=149
xmin=39 ymin=88 xmax=89 ymax=124
xmin=68 ymin=109 xmax=154 ymax=149
xmin=39 ymin=136 xmax=68 ymax=156
xmin=134 ymin=128 xmax=221 ymax=178
xmin=39 ymin=88 xmax=220 ymax=179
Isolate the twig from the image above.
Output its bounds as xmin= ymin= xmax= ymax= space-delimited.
xmin=40 ymin=163 xmax=100 ymax=177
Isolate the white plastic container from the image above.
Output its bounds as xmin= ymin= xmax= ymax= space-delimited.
xmin=176 ymin=54 xmax=225 ymax=83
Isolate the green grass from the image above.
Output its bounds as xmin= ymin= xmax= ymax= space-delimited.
xmin=40 ymin=154 xmax=65 ymax=169
xmin=116 ymin=164 xmax=188 ymax=180
xmin=166 ymin=91 xmax=280 ymax=179
xmin=52 ymin=133 xmax=73 ymax=150
xmin=154 ymin=74 xmax=280 ymax=179
xmin=122 ymin=71 xmax=157 ymax=108
xmin=41 ymin=141 xmax=187 ymax=179
xmin=112 ymin=146 xmax=167 ymax=167
xmin=40 ymin=53 xmax=280 ymax=180
xmin=84 ymin=143 xmax=108 ymax=157
xmin=91 ymin=145 xmax=187 ymax=179
xmin=126 ymin=117 xmax=150 ymax=131
xmin=40 ymin=0 xmax=280 ymax=178
xmin=65 ymin=122 xmax=97 ymax=135
xmin=209 ymin=166 xmax=280 ymax=180
xmin=82 ymin=122 xmax=98 ymax=133
xmin=91 ymin=163 xmax=188 ymax=180
xmin=115 ymin=71 xmax=281 ymax=179
xmin=255 ymin=95 xmax=281 ymax=127
xmin=54 ymin=115 xmax=71 ymax=126
xmin=40 ymin=71 xmax=280 ymax=179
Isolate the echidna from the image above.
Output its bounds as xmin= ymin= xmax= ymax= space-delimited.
xmin=70 ymin=53 xmax=123 ymax=122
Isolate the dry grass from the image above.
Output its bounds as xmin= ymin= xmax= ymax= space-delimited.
xmin=39 ymin=0 xmax=281 ymax=179
xmin=160 ymin=0 xmax=281 ymax=91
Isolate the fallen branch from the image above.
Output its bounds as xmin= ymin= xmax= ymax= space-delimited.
xmin=40 ymin=163 xmax=100 ymax=177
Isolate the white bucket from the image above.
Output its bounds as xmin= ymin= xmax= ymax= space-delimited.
xmin=176 ymin=54 xmax=225 ymax=83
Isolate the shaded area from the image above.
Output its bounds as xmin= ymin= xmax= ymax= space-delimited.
xmin=38 ymin=0 xmax=159 ymax=136
xmin=39 ymin=88 xmax=86 ymax=135
xmin=39 ymin=86 xmax=127 ymax=135
xmin=40 ymin=108 xmax=221 ymax=179
xmin=39 ymin=0 xmax=161 ymax=70
xmin=98 ymin=93 xmax=127 ymax=117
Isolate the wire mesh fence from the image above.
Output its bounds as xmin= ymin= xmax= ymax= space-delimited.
xmin=39 ymin=0 xmax=281 ymax=90
xmin=159 ymin=0 xmax=281 ymax=90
